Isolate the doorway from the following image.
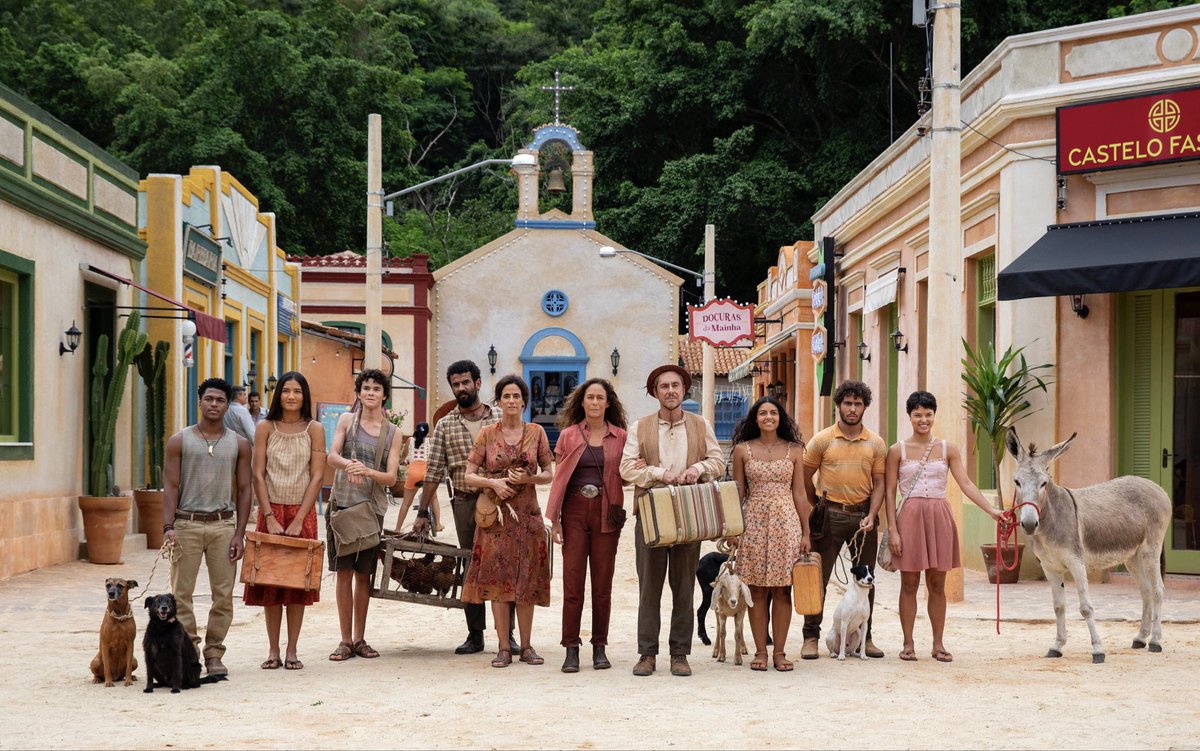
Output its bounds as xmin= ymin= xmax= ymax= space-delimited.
xmin=1118 ymin=288 xmax=1200 ymax=573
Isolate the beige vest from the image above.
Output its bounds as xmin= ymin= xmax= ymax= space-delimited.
xmin=634 ymin=411 xmax=708 ymax=491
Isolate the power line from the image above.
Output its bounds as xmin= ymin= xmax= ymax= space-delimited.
xmin=959 ymin=119 xmax=1057 ymax=164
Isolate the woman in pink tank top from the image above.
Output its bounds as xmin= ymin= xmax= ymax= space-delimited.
xmin=882 ymin=391 xmax=1001 ymax=663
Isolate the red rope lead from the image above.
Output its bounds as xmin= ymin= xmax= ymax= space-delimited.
xmin=995 ymin=501 xmax=1040 ymax=634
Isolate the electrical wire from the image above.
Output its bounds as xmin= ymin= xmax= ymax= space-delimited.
xmin=959 ymin=119 xmax=1057 ymax=164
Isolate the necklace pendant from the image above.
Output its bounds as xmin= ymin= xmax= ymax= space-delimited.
xmin=207 ymin=445 xmax=215 ymax=457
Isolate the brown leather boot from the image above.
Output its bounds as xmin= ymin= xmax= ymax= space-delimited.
xmin=592 ymin=645 xmax=611 ymax=670
xmin=865 ymin=639 xmax=885 ymax=658
xmin=632 ymin=654 xmax=655 ymax=676
xmin=800 ymin=636 xmax=820 ymax=660
xmin=669 ymin=655 xmax=692 ymax=676
xmin=561 ymin=647 xmax=580 ymax=673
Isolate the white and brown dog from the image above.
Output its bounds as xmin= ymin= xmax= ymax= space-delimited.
xmin=710 ymin=565 xmax=753 ymax=665
xmin=825 ymin=564 xmax=874 ymax=661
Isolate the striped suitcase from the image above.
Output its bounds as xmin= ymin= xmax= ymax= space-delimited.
xmin=637 ymin=481 xmax=744 ymax=548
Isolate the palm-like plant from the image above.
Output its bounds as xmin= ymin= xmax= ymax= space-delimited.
xmin=960 ymin=339 xmax=1054 ymax=508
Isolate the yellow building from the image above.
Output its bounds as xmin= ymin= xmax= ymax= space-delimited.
xmin=140 ymin=167 xmax=300 ymax=433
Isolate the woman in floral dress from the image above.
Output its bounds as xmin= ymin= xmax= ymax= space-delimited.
xmin=463 ymin=374 xmax=554 ymax=668
xmin=730 ymin=396 xmax=811 ymax=672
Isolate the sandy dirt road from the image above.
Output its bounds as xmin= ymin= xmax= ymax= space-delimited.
xmin=1 ymin=489 xmax=1198 ymax=750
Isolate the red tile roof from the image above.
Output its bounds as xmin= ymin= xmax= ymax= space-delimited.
xmin=289 ymin=250 xmax=426 ymax=269
xmin=677 ymin=335 xmax=751 ymax=376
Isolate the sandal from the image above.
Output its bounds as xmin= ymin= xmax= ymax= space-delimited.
xmin=932 ymin=649 xmax=954 ymax=663
xmin=491 ymin=650 xmax=512 ymax=668
xmin=750 ymin=652 xmax=768 ymax=671
xmin=772 ymin=653 xmax=794 ymax=672
xmin=260 ymin=657 xmax=282 ymax=670
xmin=899 ymin=648 xmax=919 ymax=662
xmin=519 ymin=647 xmax=544 ymax=665
xmin=328 ymin=642 xmax=354 ymax=662
xmin=352 ymin=640 xmax=380 ymax=659
xmin=284 ymin=658 xmax=304 ymax=670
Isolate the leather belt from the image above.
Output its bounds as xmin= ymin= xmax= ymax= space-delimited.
xmin=568 ymin=484 xmax=601 ymax=499
xmin=175 ymin=510 xmax=234 ymax=522
xmin=828 ymin=500 xmax=870 ymax=515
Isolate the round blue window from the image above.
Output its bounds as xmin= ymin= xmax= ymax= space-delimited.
xmin=541 ymin=289 xmax=568 ymax=317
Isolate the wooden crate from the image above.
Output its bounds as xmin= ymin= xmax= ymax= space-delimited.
xmin=371 ymin=532 xmax=471 ymax=609
xmin=240 ymin=531 xmax=324 ymax=591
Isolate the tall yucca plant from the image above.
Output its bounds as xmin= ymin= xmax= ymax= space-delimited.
xmin=960 ymin=339 xmax=1054 ymax=508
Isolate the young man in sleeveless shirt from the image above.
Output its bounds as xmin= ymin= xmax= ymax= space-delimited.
xmin=326 ymin=369 xmax=405 ymax=662
xmin=162 ymin=377 xmax=253 ymax=677
xmin=620 ymin=364 xmax=726 ymax=677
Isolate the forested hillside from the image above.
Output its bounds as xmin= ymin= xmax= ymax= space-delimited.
xmin=0 ymin=0 xmax=1184 ymax=303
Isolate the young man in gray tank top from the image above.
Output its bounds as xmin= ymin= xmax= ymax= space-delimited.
xmin=162 ymin=377 xmax=253 ymax=678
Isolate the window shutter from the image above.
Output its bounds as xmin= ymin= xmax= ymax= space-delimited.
xmin=1127 ymin=293 xmax=1155 ymax=479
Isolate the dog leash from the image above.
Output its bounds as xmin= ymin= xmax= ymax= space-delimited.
xmin=832 ymin=527 xmax=868 ymax=586
xmin=994 ymin=501 xmax=1040 ymax=634
xmin=129 ymin=538 xmax=181 ymax=599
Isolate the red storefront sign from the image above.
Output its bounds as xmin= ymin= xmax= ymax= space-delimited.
xmin=688 ymin=299 xmax=754 ymax=347
xmin=1058 ymin=86 xmax=1200 ymax=174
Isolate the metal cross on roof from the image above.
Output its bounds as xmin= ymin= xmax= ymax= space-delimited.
xmin=540 ymin=70 xmax=575 ymax=126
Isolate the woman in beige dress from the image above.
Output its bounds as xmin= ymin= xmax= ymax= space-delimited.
xmin=247 ymin=372 xmax=326 ymax=670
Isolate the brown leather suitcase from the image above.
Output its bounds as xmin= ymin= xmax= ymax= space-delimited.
xmin=241 ymin=531 xmax=324 ymax=591
xmin=791 ymin=553 xmax=823 ymax=616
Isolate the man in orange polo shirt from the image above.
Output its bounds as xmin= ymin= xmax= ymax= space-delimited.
xmin=800 ymin=380 xmax=888 ymax=660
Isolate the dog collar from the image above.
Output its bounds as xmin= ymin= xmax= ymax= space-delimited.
xmin=108 ymin=610 xmax=135 ymax=622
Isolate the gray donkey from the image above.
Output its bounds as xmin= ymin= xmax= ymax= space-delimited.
xmin=1006 ymin=428 xmax=1171 ymax=664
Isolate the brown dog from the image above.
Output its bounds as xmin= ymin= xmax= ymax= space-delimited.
xmin=89 ymin=577 xmax=139 ymax=687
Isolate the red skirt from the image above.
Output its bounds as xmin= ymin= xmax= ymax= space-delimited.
xmin=243 ymin=502 xmax=321 ymax=606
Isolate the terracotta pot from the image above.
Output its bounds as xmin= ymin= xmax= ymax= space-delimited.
xmin=980 ymin=542 xmax=1024 ymax=584
xmin=79 ymin=495 xmax=132 ymax=565
xmin=133 ymin=489 xmax=165 ymax=549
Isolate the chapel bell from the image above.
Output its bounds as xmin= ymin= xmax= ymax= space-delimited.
xmin=545 ymin=166 xmax=567 ymax=194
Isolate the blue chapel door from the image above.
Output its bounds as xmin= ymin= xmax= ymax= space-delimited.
xmin=520 ymin=327 xmax=589 ymax=450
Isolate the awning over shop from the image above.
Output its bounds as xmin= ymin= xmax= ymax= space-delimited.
xmin=728 ymin=344 xmax=769 ymax=382
xmin=997 ymin=212 xmax=1200 ymax=300
xmin=85 ymin=264 xmax=227 ymax=343
xmin=863 ymin=269 xmax=900 ymax=314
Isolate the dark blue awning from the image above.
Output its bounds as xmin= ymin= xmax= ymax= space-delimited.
xmin=997 ymin=212 xmax=1200 ymax=300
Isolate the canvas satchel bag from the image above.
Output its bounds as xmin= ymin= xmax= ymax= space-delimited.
xmin=878 ymin=437 xmax=936 ymax=573
xmin=328 ymin=416 xmax=390 ymax=556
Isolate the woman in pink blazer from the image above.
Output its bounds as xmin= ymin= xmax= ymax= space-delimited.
xmin=545 ymin=378 xmax=628 ymax=674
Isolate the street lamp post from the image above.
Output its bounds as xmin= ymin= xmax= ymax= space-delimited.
xmin=365 ymin=111 xmax=536 ymax=370
xmin=599 ymin=223 xmax=717 ymax=424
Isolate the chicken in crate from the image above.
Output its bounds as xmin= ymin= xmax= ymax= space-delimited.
xmin=372 ymin=531 xmax=471 ymax=608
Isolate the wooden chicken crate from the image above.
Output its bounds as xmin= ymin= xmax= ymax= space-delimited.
xmin=371 ymin=531 xmax=471 ymax=609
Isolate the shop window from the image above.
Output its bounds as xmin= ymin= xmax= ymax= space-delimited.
xmin=0 ymin=254 xmax=34 ymax=458
xmin=975 ymin=253 xmax=997 ymax=488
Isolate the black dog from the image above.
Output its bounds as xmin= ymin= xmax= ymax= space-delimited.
xmin=143 ymin=594 xmax=225 ymax=693
xmin=696 ymin=552 xmax=773 ymax=646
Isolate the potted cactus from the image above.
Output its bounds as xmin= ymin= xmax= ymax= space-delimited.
xmin=133 ymin=340 xmax=169 ymax=549
xmin=79 ymin=312 xmax=148 ymax=564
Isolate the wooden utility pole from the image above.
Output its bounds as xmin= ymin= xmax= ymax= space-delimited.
xmin=702 ymin=224 xmax=716 ymax=425
xmin=366 ymin=114 xmax=383 ymax=369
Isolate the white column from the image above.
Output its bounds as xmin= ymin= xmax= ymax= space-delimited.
xmin=926 ymin=3 xmax=964 ymax=601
